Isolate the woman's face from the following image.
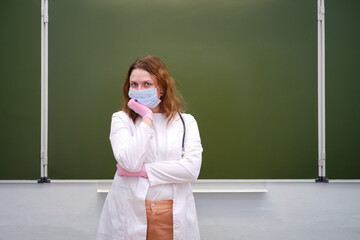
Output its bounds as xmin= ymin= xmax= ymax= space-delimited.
xmin=129 ymin=68 xmax=161 ymax=98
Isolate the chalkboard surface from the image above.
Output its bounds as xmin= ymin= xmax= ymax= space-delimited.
xmin=0 ymin=0 xmax=41 ymax=180
xmin=326 ymin=0 xmax=360 ymax=179
xmin=1 ymin=0 xmax=359 ymax=179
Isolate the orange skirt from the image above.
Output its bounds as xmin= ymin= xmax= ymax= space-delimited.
xmin=145 ymin=200 xmax=173 ymax=240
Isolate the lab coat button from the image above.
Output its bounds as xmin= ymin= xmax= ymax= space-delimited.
xmin=151 ymin=203 xmax=155 ymax=207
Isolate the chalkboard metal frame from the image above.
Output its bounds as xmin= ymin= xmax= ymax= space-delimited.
xmin=4 ymin=0 xmax=356 ymax=181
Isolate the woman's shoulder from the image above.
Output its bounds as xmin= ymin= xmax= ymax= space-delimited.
xmin=111 ymin=110 xmax=132 ymax=122
xmin=177 ymin=112 xmax=198 ymax=124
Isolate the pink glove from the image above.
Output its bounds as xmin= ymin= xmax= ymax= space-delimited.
xmin=128 ymin=99 xmax=153 ymax=120
xmin=116 ymin=163 xmax=148 ymax=178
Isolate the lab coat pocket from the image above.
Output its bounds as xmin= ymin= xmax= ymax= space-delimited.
xmin=167 ymin=145 xmax=182 ymax=161
xmin=107 ymin=186 xmax=129 ymax=239
xmin=166 ymin=119 xmax=184 ymax=160
xmin=185 ymin=187 xmax=197 ymax=222
xmin=186 ymin=193 xmax=197 ymax=238
xmin=167 ymin=132 xmax=183 ymax=161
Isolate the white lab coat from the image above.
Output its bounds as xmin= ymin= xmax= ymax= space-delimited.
xmin=96 ymin=111 xmax=203 ymax=240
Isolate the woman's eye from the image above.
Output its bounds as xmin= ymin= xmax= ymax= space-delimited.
xmin=145 ymin=83 xmax=152 ymax=87
xmin=131 ymin=82 xmax=138 ymax=87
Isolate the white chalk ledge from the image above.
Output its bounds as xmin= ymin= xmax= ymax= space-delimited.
xmin=96 ymin=179 xmax=268 ymax=193
xmin=1 ymin=179 xmax=359 ymax=193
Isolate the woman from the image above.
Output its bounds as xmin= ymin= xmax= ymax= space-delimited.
xmin=96 ymin=55 xmax=203 ymax=240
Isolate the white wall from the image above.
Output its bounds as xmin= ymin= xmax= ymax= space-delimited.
xmin=0 ymin=181 xmax=359 ymax=240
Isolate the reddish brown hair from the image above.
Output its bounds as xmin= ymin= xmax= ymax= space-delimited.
xmin=122 ymin=55 xmax=184 ymax=123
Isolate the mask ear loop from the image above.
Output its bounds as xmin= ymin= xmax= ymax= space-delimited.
xmin=178 ymin=112 xmax=186 ymax=158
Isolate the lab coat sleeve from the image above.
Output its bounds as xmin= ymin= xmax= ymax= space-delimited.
xmin=145 ymin=114 xmax=203 ymax=186
xmin=109 ymin=112 xmax=154 ymax=172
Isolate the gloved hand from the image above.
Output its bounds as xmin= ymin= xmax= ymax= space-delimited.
xmin=116 ymin=163 xmax=148 ymax=178
xmin=128 ymin=99 xmax=153 ymax=120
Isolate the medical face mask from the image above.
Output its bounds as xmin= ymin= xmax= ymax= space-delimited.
xmin=128 ymin=88 xmax=161 ymax=109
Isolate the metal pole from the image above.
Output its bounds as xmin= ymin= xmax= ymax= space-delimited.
xmin=316 ymin=0 xmax=328 ymax=183
xmin=39 ymin=0 xmax=50 ymax=183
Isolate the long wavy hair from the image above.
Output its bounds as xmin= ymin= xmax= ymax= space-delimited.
xmin=122 ymin=55 xmax=184 ymax=124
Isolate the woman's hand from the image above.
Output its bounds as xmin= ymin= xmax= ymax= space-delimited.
xmin=116 ymin=163 xmax=148 ymax=178
xmin=128 ymin=99 xmax=153 ymax=121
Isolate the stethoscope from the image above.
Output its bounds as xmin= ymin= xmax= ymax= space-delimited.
xmin=178 ymin=112 xmax=186 ymax=158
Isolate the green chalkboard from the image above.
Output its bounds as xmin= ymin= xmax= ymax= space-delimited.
xmin=1 ymin=0 xmax=359 ymax=180
xmin=326 ymin=0 xmax=360 ymax=179
xmin=0 ymin=0 xmax=41 ymax=180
